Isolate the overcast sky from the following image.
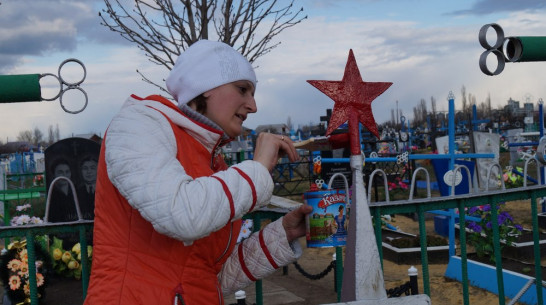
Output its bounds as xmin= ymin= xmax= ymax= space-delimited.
xmin=1 ymin=0 xmax=546 ymax=141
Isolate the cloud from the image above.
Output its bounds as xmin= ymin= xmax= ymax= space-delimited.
xmin=0 ymin=0 xmax=123 ymax=73
xmin=247 ymin=9 xmax=546 ymax=130
xmin=2 ymin=1 xmax=546 ymax=142
xmin=449 ymin=0 xmax=546 ymax=15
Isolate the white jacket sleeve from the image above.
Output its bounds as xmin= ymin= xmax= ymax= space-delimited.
xmin=219 ymin=218 xmax=303 ymax=295
xmin=105 ymin=102 xmax=274 ymax=244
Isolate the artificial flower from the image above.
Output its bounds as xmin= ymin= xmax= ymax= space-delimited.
xmin=23 ymin=282 xmax=30 ymax=295
xmin=67 ymin=260 xmax=79 ymax=270
xmin=49 ymin=237 xmax=93 ymax=280
xmin=52 ymin=248 xmax=62 ymax=261
xmin=2 ymin=240 xmax=47 ymax=303
xmin=72 ymin=243 xmax=81 ymax=255
xmin=16 ymin=204 xmax=31 ymax=212
xmin=17 ymin=263 xmax=29 ymax=277
xmin=9 ymin=275 xmax=21 ymax=290
xmin=19 ymin=249 xmax=28 ymax=264
xmin=7 ymin=259 xmax=21 ymax=272
xmin=61 ymin=251 xmax=72 ymax=263
xmin=466 ymin=203 xmax=523 ymax=262
xmin=36 ymin=273 xmax=44 ymax=287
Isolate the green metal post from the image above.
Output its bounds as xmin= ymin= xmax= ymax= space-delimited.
xmin=490 ymin=198 xmax=505 ymax=305
xmin=335 ymin=246 xmax=343 ymax=302
xmin=4 ymin=199 xmax=10 ymax=248
xmin=531 ymin=192 xmax=544 ymax=304
xmin=417 ymin=205 xmax=430 ymax=296
xmin=25 ymin=232 xmax=39 ymax=305
xmin=458 ymin=200 xmax=470 ymax=305
xmin=253 ymin=213 xmax=263 ymax=305
xmin=505 ymin=36 xmax=546 ymax=62
xmin=0 ymin=74 xmax=42 ymax=103
xmin=373 ymin=207 xmax=383 ymax=269
xmin=80 ymin=226 xmax=90 ymax=299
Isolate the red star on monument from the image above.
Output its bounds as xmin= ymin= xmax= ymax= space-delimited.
xmin=307 ymin=49 xmax=392 ymax=140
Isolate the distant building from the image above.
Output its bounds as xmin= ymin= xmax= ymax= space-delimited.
xmin=255 ymin=124 xmax=289 ymax=135
xmin=73 ymin=133 xmax=103 ymax=144
xmin=0 ymin=141 xmax=38 ymax=154
xmin=523 ymin=102 xmax=534 ymax=115
xmin=222 ymin=136 xmax=254 ymax=165
xmin=504 ymin=98 xmax=534 ymax=116
xmin=505 ymin=97 xmax=520 ymax=115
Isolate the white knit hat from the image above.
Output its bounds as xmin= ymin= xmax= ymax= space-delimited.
xmin=166 ymin=40 xmax=257 ymax=106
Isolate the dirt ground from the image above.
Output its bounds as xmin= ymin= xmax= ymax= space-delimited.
xmin=0 ymin=200 xmax=537 ymax=305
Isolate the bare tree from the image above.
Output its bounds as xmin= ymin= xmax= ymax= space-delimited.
xmin=461 ymin=85 xmax=467 ymax=114
xmin=412 ymin=107 xmax=419 ymax=126
xmin=100 ymin=0 xmax=307 ymax=91
xmin=411 ymin=98 xmax=427 ymax=127
xmin=486 ymin=92 xmax=491 ymax=117
xmin=430 ymin=96 xmax=437 ymax=116
xmin=286 ymin=116 xmax=293 ymax=131
xmin=55 ymin=124 xmax=61 ymax=141
xmin=47 ymin=124 xmax=62 ymax=144
xmin=33 ymin=127 xmax=44 ymax=145
xmin=17 ymin=130 xmax=33 ymax=143
xmin=16 ymin=128 xmax=45 ymax=146
xmin=390 ymin=108 xmax=395 ymax=126
xmin=48 ymin=125 xmax=56 ymax=144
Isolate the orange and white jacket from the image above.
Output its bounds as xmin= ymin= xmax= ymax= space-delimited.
xmin=84 ymin=95 xmax=301 ymax=305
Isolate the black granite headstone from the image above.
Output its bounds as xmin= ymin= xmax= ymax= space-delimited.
xmin=45 ymin=137 xmax=100 ymax=222
xmin=320 ymin=148 xmax=352 ymax=190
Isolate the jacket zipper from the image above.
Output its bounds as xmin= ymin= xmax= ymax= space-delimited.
xmin=216 ymin=282 xmax=223 ymax=305
xmin=173 ymin=283 xmax=186 ymax=305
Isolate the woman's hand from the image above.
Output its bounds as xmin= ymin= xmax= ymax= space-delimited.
xmin=282 ymin=205 xmax=313 ymax=243
xmin=253 ymin=133 xmax=298 ymax=171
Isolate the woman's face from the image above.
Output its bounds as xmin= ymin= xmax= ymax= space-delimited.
xmin=54 ymin=163 xmax=71 ymax=188
xmin=203 ymin=80 xmax=257 ymax=138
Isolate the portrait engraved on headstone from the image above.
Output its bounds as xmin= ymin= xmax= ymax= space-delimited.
xmin=45 ymin=137 xmax=100 ymax=222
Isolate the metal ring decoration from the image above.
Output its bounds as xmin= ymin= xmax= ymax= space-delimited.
xmin=60 ymin=86 xmax=89 ymax=114
xmin=479 ymin=23 xmax=504 ymax=50
xmin=58 ymin=58 xmax=86 ymax=86
xmin=41 ymin=58 xmax=88 ymax=114
xmin=479 ymin=23 xmax=507 ymax=76
xmin=39 ymin=73 xmax=62 ymax=101
xmin=536 ymin=136 xmax=546 ymax=165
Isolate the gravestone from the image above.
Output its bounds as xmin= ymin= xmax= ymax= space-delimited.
xmin=473 ymin=132 xmax=500 ymax=189
xmin=321 ymin=148 xmax=353 ymax=189
xmin=45 ymin=137 xmax=100 ymax=223
xmin=506 ymin=128 xmax=524 ymax=165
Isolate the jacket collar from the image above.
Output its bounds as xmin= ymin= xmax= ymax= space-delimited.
xmin=128 ymin=95 xmax=232 ymax=154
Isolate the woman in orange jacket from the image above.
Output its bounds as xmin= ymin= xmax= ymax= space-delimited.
xmin=84 ymin=40 xmax=312 ymax=305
